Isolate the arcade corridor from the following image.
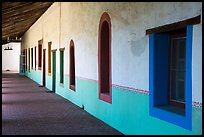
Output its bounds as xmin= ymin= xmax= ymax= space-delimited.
xmin=2 ymin=72 xmax=122 ymax=135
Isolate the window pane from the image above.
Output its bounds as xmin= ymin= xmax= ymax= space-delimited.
xmin=179 ymin=39 xmax=186 ymax=59
xmin=170 ymin=70 xmax=177 ymax=100
xmin=177 ymin=81 xmax=185 ymax=102
xmin=170 ymin=37 xmax=186 ymax=103
xmin=171 ymin=40 xmax=179 ymax=69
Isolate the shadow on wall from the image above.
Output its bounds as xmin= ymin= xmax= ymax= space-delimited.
xmin=129 ymin=35 xmax=147 ymax=56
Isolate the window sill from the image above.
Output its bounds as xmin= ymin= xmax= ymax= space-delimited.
xmin=99 ymin=92 xmax=112 ymax=104
xmin=59 ymin=83 xmax=64 ymax=87
xmin=155 ymin=105 xmax=185 ymax=116
xmin=48 ymin=73 xmax=51 ymax=76
xmin=70 ymin=85 xmax=75 ymax=91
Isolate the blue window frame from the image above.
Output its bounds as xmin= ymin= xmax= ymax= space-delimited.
xmin=149 ymin=25 xmax=193 ymax=130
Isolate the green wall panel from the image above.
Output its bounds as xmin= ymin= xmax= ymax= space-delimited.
xmin=25 ymin=69 xmax=42 ymax=85
xmin=55 ymin=74 xmax=82 ymax=107
xmin=192 ymin=107 xmax=202 ymax=134
xmin=25 ymin=70 xmax=202 ymax=135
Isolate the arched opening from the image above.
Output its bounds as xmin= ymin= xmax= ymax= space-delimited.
xmin=69 ymin=40 xmax=75 ymax=91
xmin=98 ymin=12 xmax=112 ymax=104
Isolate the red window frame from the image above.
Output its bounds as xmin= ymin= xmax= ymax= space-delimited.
xmin=98 ymin=12 xmax=112 ymax=104
xmin=25 ymin=49 xmax=27 ymax=71
xmin=48 ymin=42 xmax=52 ymax=75
xmin=31 ymin=48 xmax=33 ymax=69
xmin=38 ymin=40 xmax=43 ymax=70
xmin=28 ymin=48 xmax=30 ymax=72
xmin=69 ymin=40 xmax=76 ymax=91
xmin=168 ymin=29 xmax=186 ymax=109
xmin=35 ymin=46 xmax=36 ymax=70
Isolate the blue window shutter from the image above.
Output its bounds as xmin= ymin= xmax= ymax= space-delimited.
xmin=150 ymin=33 xmax=169 ymax=106
xmin=149 ymin=26 xmax=193 ymax=130
xmin=185 ymin=25 xmax=193 ymax=130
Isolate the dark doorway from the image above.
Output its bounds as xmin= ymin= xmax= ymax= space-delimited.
xmin=52 ymin=50 xmax=56 ymax=92
xmin=69 ymin=40 xmax=75 ymax=91
xmin=43 ymin=49 xmax=46 ymax=86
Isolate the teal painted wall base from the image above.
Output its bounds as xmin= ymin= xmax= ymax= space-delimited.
xmin=74 ymin=78 xmax=202 ymax=135
xmin=25 ymin=71 xmax=202 ymax=135
xmin=26 ymin=68 xmax=42 ymax=85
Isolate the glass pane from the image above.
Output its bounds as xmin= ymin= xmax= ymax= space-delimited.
xmin=178 ymin=60 xmax=185 ymax=71
xmin=171 ymin=39 xmax=179 ymax=69
xmin=179 ymin=39 xmax=186 ymax=59
xmin=177 ymin=81 xmax=185 ymax=102
xmin=170 ymin=70 xmax=177 ymax=100
xmin=170 ymin=37 xmax=186 ymax=103
xmin=177 ymin=70 xmax=185 ymax=80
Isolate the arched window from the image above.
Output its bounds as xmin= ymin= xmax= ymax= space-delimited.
xmin=31 ymin=48 xmax=33 ymax=69
xmin=69 ymin=40 xmax=75 ymax=91
xmin=98 ymin=12 xmax=112 ymax=104
xmin=25 ymin=49 xmax=27 ymax=71
xmin=48 ymin=42 xmax=52 ymax=75
xmin=28 ymin=48 xmax=30 ymax=72
xmin=38 ymin=40 xmax=43 ymax=70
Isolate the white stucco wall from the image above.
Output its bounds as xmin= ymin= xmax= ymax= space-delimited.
xmin=21 ymin=3 xmax=60 ymax=72
xmin=192 ymin=24 xmax=202 ymax=103
xmin=2 ymin=42 xmax=21 ymax=72
xmin=21 ymin=2 xmax=202 ymax=103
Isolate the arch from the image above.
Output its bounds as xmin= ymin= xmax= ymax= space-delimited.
xmin=69 ymin=39 xmax=76 ymax=91
xmin=98 ymin=12 xmax=112 ymax=104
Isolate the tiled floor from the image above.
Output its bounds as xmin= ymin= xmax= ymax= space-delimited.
xmin=2 ymin=72 xmax=122 ymax=135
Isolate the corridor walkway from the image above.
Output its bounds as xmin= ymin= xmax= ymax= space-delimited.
xmin=2 ymin=72 xmax=122 ymax=135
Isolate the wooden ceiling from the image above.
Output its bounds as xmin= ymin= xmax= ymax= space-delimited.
xmin=2 ymin=2 xmax=53 ymax=45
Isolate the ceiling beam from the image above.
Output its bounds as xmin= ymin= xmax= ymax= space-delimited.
xmin=2 ymin=3 xmax=52 ymax=17
xmin=2 ymin=2 xmax=33 ymax=11
xmin=3 ymin=26 xmax=31 ymax=35
xmin=2 ymin=17 xmax=39 ymax=31
xmin=2 ymin=2 xmax=53 ymax=45
xmin=2 ymin=9 xmax=46 ymax=26
xmin=2 ymin=31 xmax=25 ymax=39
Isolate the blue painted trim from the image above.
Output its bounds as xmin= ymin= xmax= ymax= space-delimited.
xmin=154 ymin=33 xmax=169 ymax=106
xmin=185 ymin=25 xmax=193 ymax=130
xmin=149 ymin=34 xmax=154 ymax=110
xmin=149 ymin=25 xmax=193 ymax=130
